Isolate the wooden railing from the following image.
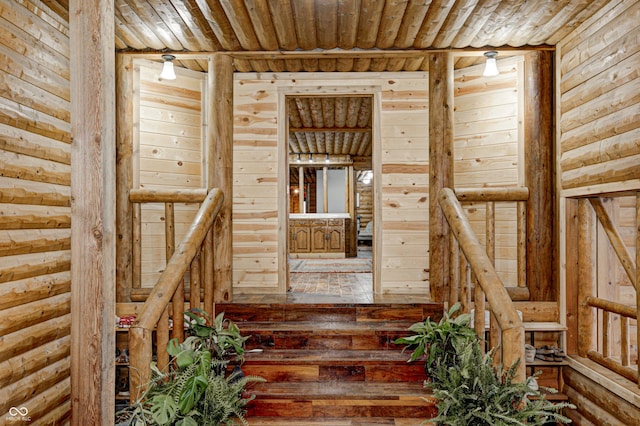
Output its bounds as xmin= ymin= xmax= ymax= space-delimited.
xmin=584 ymin=296 xmax=638 ymax=384
xmin=439 ymin=187 xmax=526 ymax=382
xmin=578 ymin=195 xmax=639 ymax=387
xmin=127 ymin=188 xmax=224 ymax=399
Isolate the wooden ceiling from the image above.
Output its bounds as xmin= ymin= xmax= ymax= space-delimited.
xmin=108 ymin=0 xmax=610 ymax=73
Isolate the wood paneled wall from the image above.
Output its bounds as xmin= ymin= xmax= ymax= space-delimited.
xmin=232 ymin=72 xmax=431 ymax=295
xmin=453 ymin=56 xmax=524 ymax=287
xmin=135 ymin=60 xmax=205 ymax=287
xmin=558 ymin=0 xmax=640 ymax=195
xmin=0 ymin=0 xmax=71 ymax=422
xmin=558 ymin=1 xmax=640 ymax=421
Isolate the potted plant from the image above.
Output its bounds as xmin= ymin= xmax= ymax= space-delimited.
xmin=427 ymin=342 xmax=575 ymax=425
xmin=395 ymin=302 xmax=478 ymax=380
xmin=116 ymin=311 xmax=265 ymax=426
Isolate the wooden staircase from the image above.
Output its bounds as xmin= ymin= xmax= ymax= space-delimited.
xmin=218 ymin=302 xmax=443 ymax=425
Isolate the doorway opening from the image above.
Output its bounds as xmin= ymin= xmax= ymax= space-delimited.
xmin=286 ymin=95 xmax=374 ymax=303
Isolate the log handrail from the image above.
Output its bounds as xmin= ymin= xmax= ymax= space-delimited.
xmin=128 ymin=188 xmax=224 ymax=399
xmin=439 ymin=187 xmax=526 ymax=382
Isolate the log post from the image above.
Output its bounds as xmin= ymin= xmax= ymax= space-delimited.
xmin=577 ymin=199 xmax=597 ymax=357
xmin=210 ymin=53 xmax=233 ymax=302
xmin=69 ymin=0 xmax=116 ymax=422
xmin=524 ymin=51 xmax=554 ymax=301
xmin=116 ymin=54 xmax=133 ymax=303
xmin=429 ymin=52 xmax=454 ymax=302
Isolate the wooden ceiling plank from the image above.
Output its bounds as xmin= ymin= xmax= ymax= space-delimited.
xmin=350 ymin=132 xmax=364 ymax=155
xmin=147 ymin=0 xmax=203 ymax=51
xmin=357 ymin=133 xmax=372 ymax=156
xmin=302 ymin=57 xmax=319 ymax=72
xmin=244 ymin=0 xmax=280 ymax=50
xmin=170 ymin=0 xmax=220 ymax=51
xmin=322 ymin=98 xmax=335 ymax=128
xmin=114 ymin=14 xmax=147 ymax=50
xmin=470 ymin=0 xmax=522 ymax=48
xmin=403 ymin=56 xmax=426 ymax=71
xmin=488 ymin=1 xmax=542 ymax=47
xmin=432 ymin=0 xmax=480 ymax=48
xmin=296 ymin=98 xmax=314 ymax=128
xmin=325 ymin=131 xmax=335 ymax=155
xmin=121 ymin=0 xmax=183 ymax=50
xmin=318 ymin=58 xmax=337 ymax=72
xmin=527 ymin=0 xmax=591 ymax=46
xmin=220 ymin=0 xmax=262 ymax=50
xmin=336 ymin=57 xmax=355 ymax=72
xmin=394 ymin=0 xmax=432 ymax=48
xmin=316 ymin=0 xmax=338 ymax=49
xmin=114 ymin=0 xmax=166 ymax=50
xmin=413 ymin=0 xmax=456 ymax=48
xmin=341 ymin=132 xmax=354 ymax=154
xmin=309 ymin=98 xmax=324 ymax=128
xmin=249 ymin=59 xmax=270 ymax=72
xmin=454 ymin=56 xmax=483 ymax=69
xmin=194 ymin=0 xmax=241 ymax=50
xmin=267 ymin=59 xmax=286 ymax=72
xmin=357 ymin=97 xmax=372 ymax=128
xmin=356 ymin=0 xmax=386 ymax=49
xmin=266 ymin=0 xmax=298 ymax=50
xmin=376 ymin=0 xmax=409 ymax=49
xmin=346 ymin=98 xmax=362 ymax=127
xmin=290 ymin=127 xmax=371 ymax=133
xmin=337 ymin=0 xmax=360 ymax=49
xmin=450 ymin=0 xmax=500 ymax=48
xmin=284 ymin=58 xmax=303 ymax=72
xmin=316 ymin=132 xmax=327 ymax=155
xmin=352 ymin=57 xmax=371 ymax=72
xmin=288 ymin=134 xmax=301 ymax=154
xmin=295 ymin=133 xmax=309 ymax=154
xmin=287 ymin=98 xmax=304 ymax=128
xmin=232 ymin=58 xmax=252 ymax=72
xmin=335 ymin=97 xmax=348 ymax=127
xmin=306 ymin=132 xmax=318 ymax=154
xmin=546 ymin=0 xmax=613 ymax=45
xmin=291 ymin=0 xmax=317 ymax=50
xmin=370 ymin=57 xmax=389 ymax=71
xmin=386 ymin=57 xmax=406 ymax=71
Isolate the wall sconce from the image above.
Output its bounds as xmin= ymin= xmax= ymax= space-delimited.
xmin=160 ymin=54 xmax=176 ymax=80
xmin=483 ymin=51 xmax=499 ymax=77
xmin=309 ymin=153 xmax=313 ymax=163
xmin=296 ymin=153 xmax=301 ymax=163
xmin=325 ymin=153 xmax=330 ymax=163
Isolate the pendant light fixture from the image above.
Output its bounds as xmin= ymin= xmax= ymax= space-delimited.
xmin=160 ymin=54 xmax=177 ymax=80
xmin=483 ymin=51 xmax=499 ymax=77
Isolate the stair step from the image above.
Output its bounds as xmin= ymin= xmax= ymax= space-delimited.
xmin=239 ymin=321 xmax=415 ymax=351
xmin=247 ymin=382 xmax=437 ymax=419
xmin=217 ymin=303 xmax=443 ymax=324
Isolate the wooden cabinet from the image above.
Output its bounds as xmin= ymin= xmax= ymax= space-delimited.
xmin=290 ymin=217 xmax=347 ymax=257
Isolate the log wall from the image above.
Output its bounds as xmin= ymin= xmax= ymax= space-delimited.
xmin=134 ymin=60 xmax=205 ymax=287
xmin=0 ymin=0 xmax=71 ymax=422
xmin=558 ymin=0 xmax=640 ymax=195
xmin=453 ymin=56 xmax=524 ymax=287
xmin=558 ymin=0 xmax=640 ymax=421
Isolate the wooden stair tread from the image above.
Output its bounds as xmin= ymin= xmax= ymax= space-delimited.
xmin=247 ymin=417 xmax=429 ymax=425
xmin=244 ymin=349 xmax=414 ymax=364
xmin=251 ymin=381 xmax=431 ymax=399
xmin=239 ymin=320 xmax=418 ymax=333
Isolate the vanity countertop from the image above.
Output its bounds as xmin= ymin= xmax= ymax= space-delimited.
xmin=290 ymin=213 xmax=350 ymax=219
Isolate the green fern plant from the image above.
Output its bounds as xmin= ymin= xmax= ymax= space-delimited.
xmin=116 ymin=312 xmax=265 ymax=426
xmin=427 ymin=342 xmax=575 ymax=426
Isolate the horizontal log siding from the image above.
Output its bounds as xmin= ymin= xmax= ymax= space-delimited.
xmin=135 ymin=61 xmax=205 ymax=287
xmin=232 ymin=72 xmax=430 ymax=296
xmin=0 ymin=0 xmax=70 ymax=422
xmin=453 ymin=56 xmax=524 ymax=287
xmin=558 ymin=0 xmax=640 ymax=192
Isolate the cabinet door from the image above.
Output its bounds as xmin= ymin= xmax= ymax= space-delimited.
xmin=292 ymin=227 xmax=311 ymax=253
xmin=327 ymin=226 xmax=344 ymax=252
xmin=311 ymin=226 xmax=328 ymax=252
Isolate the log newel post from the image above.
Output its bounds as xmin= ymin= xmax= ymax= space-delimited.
xmin=577 ymin=199 xmax=597 ymax=357
xmin=69 ymin=0 xmax=116 ymax=422
xmin=428 ymin=52 xmax=454 ymax=302
xmin=210 ymin=53 xmax=234 ymax=303
xmin=524 ymin=51 xmax=554 ymax=301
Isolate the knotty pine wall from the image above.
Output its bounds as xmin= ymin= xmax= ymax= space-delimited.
xmin=134 ymin=60 xmax=205 ymax=288
xmin=0 ymin=1 xmax=71 ymax=423
xmin=558 ymin=1 xmax=640 ymax=422
xmin=454 ymin=55 xmax=524 ymax=287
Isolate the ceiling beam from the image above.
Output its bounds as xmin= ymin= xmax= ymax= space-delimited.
xmin=289 ymin=127 xmax=370 ymax=133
